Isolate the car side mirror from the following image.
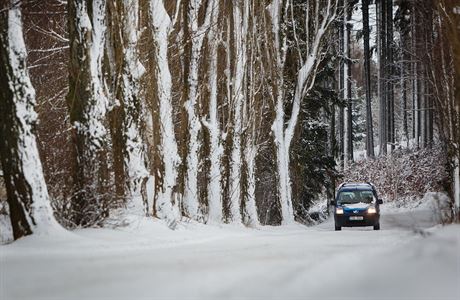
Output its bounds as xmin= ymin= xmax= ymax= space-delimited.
xmin=378 ymin=199 xmax=383 ymax=204
xmin=330 ymin=200 xmax=336 ymax=206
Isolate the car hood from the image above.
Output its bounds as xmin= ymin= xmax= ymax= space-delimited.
xmin=341 ymin=202 xmax=370 ymax=210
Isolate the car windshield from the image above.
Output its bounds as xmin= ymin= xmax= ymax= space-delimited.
xmin=337 ymin=190 xmax=375 ymax=205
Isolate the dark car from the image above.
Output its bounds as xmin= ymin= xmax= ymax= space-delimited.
xmin=330 ymin=183 xmax=383 ymax=231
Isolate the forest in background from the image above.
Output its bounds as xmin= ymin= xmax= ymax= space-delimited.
xmin=0 ymin=0 xmax=459 ymax=241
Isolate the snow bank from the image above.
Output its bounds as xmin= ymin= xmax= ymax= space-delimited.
xmin=382 ymin=191 xmax=452 ymax=217
xmin=419 ymin=192 xmax=454 ymax=224
xmin=0 ymin=201 xmax=12 ymax=244
xmin=307 ymin=198 xmax=329 ymax=223
xmin=0 ymin=180 xmax=10 ymax=243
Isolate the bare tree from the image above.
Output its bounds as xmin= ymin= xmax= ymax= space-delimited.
xmin=0 ymin=1 xmax=62 ymax=239
xmin=377 ymin=0 xmax=388 ymax=155
xmin=201 ymin=0 xmax=223 ymax=224
xmin=67 ymin=0 xmax=110 ymax=226
xmin=182 ymin=0 xmax=215 ymax=221
xmin=107 ymin=0 xmax=150 ymax=215
xmin=429 ymin=0 xmax=460 ymax=219
xmin=148 ymin=0 xmax=182 ymax=226
xmin=271 ymin=0 xmax=338 ymax=224
xmin=362 ymin=0 xmax=374 ymax=158
xmin=386 ymin=0 xmax=394 ymax=152
xmin=228 ymin=0 xmax=249 ymax=224
xmin=344 ymin=0 xmax=353 ymax=165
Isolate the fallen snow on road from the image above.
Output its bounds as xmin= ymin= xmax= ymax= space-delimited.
xmin=1 ymin=207 xmax=459 ymax=300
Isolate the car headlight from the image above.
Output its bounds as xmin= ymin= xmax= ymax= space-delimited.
xmin=367 ymin=207 xmax=377 ymax=214
xmin=336 ymin=207 xmax=344 ymax=215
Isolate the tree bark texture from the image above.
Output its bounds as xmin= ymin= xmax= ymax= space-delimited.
xmin=0 ymin=3 xmax=61 ymax=239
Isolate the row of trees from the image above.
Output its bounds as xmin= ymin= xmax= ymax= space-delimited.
xmin=1 ymin=0 xmax=458 ymax=240
xmin=334 ymin=0 xmax=459 ymax=217
xmin=1 ymin=0 xmax=340 ymax=240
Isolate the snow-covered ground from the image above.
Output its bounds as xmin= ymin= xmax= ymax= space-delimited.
xmin=1 ymin=204 xmax=459 ymax=300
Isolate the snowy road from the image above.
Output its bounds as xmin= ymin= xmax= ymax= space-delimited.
xmin=1 ymin=206 xmax=459 ymax=300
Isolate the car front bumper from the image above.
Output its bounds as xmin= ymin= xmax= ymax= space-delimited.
xmin=334 ymin=213 xmax=380 ymax=227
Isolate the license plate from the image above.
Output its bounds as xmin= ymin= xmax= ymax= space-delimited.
xmin=349 ymin=216 xmax=364 ymax=221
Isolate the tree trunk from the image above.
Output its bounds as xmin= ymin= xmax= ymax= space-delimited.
xmin=338 ymin=0 xmax=345 ymax=168
xmin=386 ymin=0 xmax=394 ymax=151
xmin=411 ymin=3 xmax=416 ymax=143
xmin=362 ymin=0 xmax=374 ymax=158
xmin=273 ymin=0 xmax=337 ymax=224
xmin=399 ymin=2 xmax=409 ymax=147
xmin=229 ymin=0 xmax=249 ymax=224
xmin=117 ymin=0 xmax=149 ymax=215
xmin=149 ymin=0 xmax=181 ymax=226
xmin=67 ymin=0 xmax=110 ymax=226
xmin=345 ymin=0 xmax=353 ymax=164
xmin=183 ymin=0 xmax=214 ymax=221
xmin=242 ymin=1 xmax=261 ymax=227
xmin=270 ymin=0 xmax=293 ymax=224
xmin=0 ymin=3 xmax=61 ymax=239
xmin=106 ymin=0 xmax=126 ymax=210
xmin=378 ymin=0 xmax=388 ymax=155
xmin=202 ymin=0 xmax=223 ymax=224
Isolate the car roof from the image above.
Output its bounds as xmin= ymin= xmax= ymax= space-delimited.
xmin=338 ymin=182 xmax=375 ymax=191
